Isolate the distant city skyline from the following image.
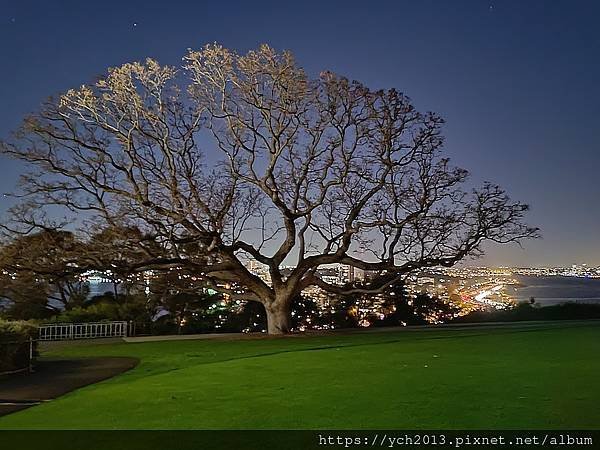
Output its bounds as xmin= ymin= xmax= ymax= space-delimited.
xmin=1 ymin=1 xmax=599 ymax=266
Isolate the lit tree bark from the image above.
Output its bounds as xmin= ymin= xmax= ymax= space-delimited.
xmin=265 ymin=299 xmax=292 ymax=335
xmin=0 ymin=44 xmax=538 ymax=334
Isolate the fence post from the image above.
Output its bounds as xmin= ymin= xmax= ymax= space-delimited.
xmin=28 ymin=337 xmax=33 ymax=373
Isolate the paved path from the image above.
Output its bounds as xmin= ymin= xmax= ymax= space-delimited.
xmin=0 ymin=357 xmax=138 ymax=417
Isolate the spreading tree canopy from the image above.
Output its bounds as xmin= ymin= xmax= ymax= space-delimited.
xmin=0 ymin=44 xmax=537 ymax=333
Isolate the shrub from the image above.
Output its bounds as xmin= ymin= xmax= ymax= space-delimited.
xmin=0 ymin=320 xmax=38 ymax=374
xmin=48 ymin=294 xmax=154 ymax=324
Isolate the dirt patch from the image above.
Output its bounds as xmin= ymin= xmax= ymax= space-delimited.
xmin=0 ymin=357 xmax=139 ymax=416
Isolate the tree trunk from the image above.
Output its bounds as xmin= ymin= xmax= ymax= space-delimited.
xmin=112 ymin=279 xmax=119 ymax=302
xmin=265 ymin=300 xmax=292 ymax=335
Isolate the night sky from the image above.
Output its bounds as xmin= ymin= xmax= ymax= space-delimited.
xmin=1 ymin=0 xmax=599 ymax=267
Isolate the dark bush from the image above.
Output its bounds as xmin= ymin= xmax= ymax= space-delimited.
xmin=0 ymin=320 xmax=38 ymax=374
xmin=49 ymin=294 xmax=153 ymax=324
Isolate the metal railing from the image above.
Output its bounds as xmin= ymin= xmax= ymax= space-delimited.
xmin=38 ymin=321 xmax=128 ymax=341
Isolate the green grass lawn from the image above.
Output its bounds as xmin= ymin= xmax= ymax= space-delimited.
xmin=1 ymin=322 xmax=599 ymax=429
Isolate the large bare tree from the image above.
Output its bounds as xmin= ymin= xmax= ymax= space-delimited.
xmin=0 ymin=44 xmax=537 ymax=333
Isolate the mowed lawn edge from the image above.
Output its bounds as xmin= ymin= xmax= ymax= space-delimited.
xmin=0 ymin=322 xmax=598 ymax=429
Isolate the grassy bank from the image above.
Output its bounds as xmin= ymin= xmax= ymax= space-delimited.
xmin=0 ymin=321 xmax=598 ymax=429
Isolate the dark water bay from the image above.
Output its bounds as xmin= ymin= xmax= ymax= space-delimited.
xmin=510 ymin=275 xmax=600 ymax=305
